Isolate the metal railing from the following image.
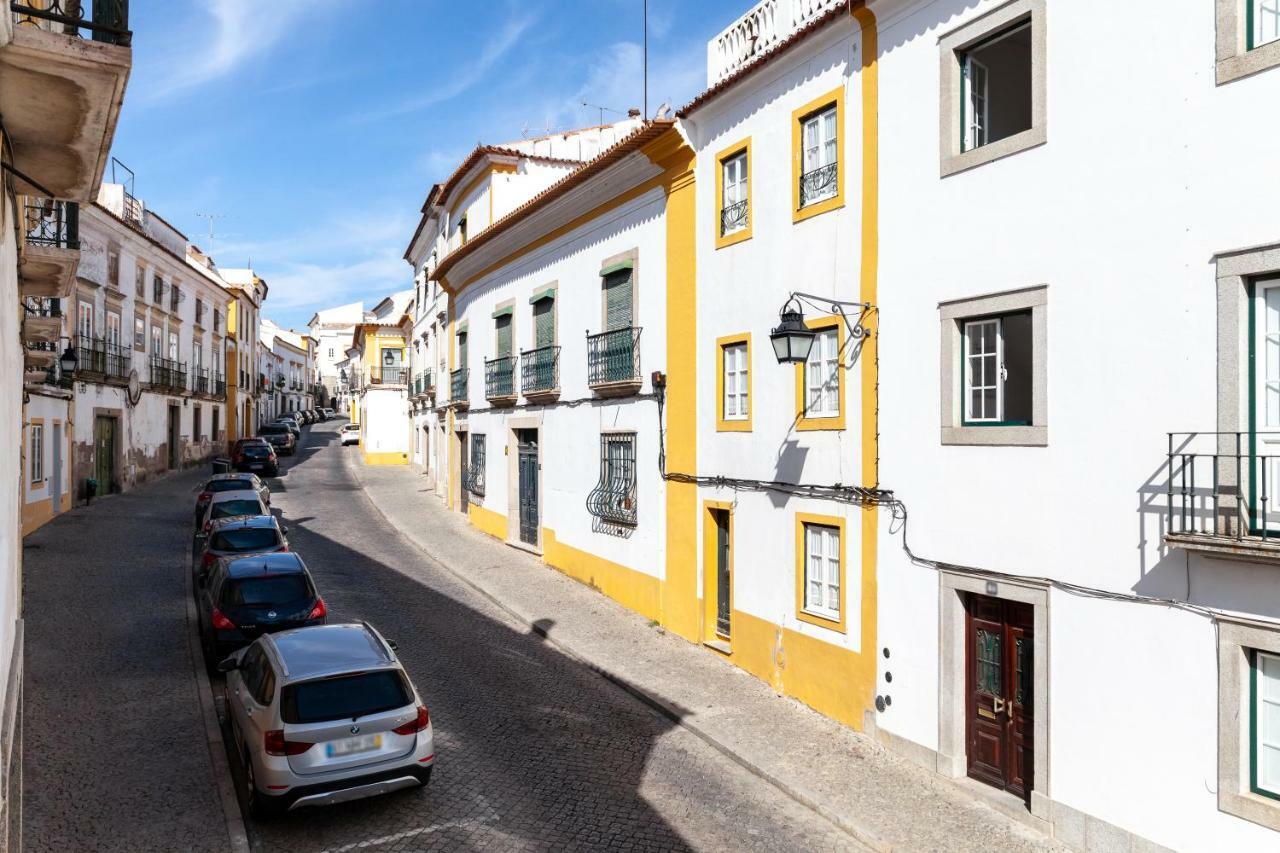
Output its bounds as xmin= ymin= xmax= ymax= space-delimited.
xmin=587 ymin=434 xmax=638 ymax=525
xmin=450 ymin=368 xmax=469 ymax=404
xmin=193 ymin=367 xmax=210 ymax=395
xmin=521 ymin=345 xmax=559 ymax=394
xmin=23 ymin=198 xmax=79 ymax=249
xmin=75 ymin=335 xmax=130 ymax=379
xmin=587 ymin=327 xmax=642 ymax=387
xmin=213 ymin=374 xmax=226 ymax=398
xmin=485 ymin=356 xmax=516 ymax=400
xmin=1164 ymin=431 xmax=1280 ymax=541
xmin=149 ymin=355 xmax=186 ymax=391
xmin=11 ymin=0 xmax=131 ymax=46
xmin=721 ymin=199 xmax=748 ymax=235
xmin=23 ymin=296 xmax=62 ymax=317
xmin=366 ymin=367 xmax=408 ymax=386
xmin=799 ymin=162 xmax=837 ymax=208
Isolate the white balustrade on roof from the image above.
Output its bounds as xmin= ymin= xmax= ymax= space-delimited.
xmin=706 ymin=0 xmax=843 ymax=85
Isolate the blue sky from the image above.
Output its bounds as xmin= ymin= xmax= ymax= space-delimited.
xmin=112 ymin=0 xmax=749 ymax=329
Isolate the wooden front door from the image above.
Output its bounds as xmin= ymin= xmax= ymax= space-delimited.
xmin=458 ymin=431 xmax=469 ymax=513
xmin=517 ymin=430 xmax=539 ymax=546
xmin=713 ymin=509 xmax=731 ymax=639
xmin=965 ymin=593 xmax=1034 ymax=801
xmin=93 ymin=415 xmax=116 ymax=495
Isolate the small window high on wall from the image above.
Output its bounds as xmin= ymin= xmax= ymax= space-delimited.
xmin=960 ymin=21 xmax=1032 ymax=152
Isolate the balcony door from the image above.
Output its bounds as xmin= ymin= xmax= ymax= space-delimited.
xmin=1251 ymin=275 xmax=1280 ymax=533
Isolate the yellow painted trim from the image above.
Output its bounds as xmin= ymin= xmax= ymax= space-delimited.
xmin=791 ymin=85 xmax=847 ymax=224
xmin=362 ymin=451 xmax=408 ymax=466
xmin=793 ymin=316 xmax=846 ymax=431
xmin=713 ymin=137 xmax=753 ymax=249
xmin=542 ymin=528 xmax=663 ymax=622
xmin=715 ymin=333 xmax=752 ymax=432
xmin=450 ymin=163 xmax=517 ymax=221
xmin=794 ymin=512 xmax=848 ymax=634
xmin=21 ymin=495 xmax=54 ymax=537
xmin=701 ymin=501 xmax=734 ymax=645
xmin=468 ymin=504 xmax=507 ymax=539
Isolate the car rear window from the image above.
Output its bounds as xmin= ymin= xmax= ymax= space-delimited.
xmin=281 ymin=671 xmax=411 ymax=724
xmin=210 ymin=529 xmax=279 ymax=552
xmin=211 ymin=500 xmax=263 ymax=519
xmin=221 ymin=575 xmax=309 ymax=607
xmin=208 ymin=478 xmax=254 ymax=493
xmin=243 ymin=445 xmax=272 ymax=458
xmin=259 ymin=426 xmax=288 ymax=435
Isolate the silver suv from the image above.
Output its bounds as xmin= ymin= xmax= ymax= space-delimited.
xmin=219 ymin=622 xmax=434 ymax=816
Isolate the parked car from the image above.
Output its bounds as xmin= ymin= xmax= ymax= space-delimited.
xmin=272 ymin=419 xmax=302 ymax=440
xmin=232 ymin=438 xmax=279 ymax=476
xmin=340 ymin=423 xmax=360 ymax=446
xmin=322 ymin=408 xmax=336 ymax=419
xmin=195 ymin=473 xmax=270 ymax=528
xmin=219 ymin=622 xmax=433 ymax=817
xmin=195 ymin=489 xmax=270 ymax=536
xmin=258 ymin=424 xmax=297 ymax=456
xmin=194 ymin=515 xmax=290 ymax=585
xmin=197 ymin=552 xmax=326 ymax=664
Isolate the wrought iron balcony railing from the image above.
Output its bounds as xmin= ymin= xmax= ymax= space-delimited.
xmin=485 ymin=356 xmax=516 ymax=400
xmin=720 ymin=200 xmax=748 ymax=235
xmin=450 ymin=368 xmax=469 ymax=405
xmin=799 ymin=162 xmax=838 ymax=208
xmin=11 ymin=0 xmax=132 ymax=46
xmin=149 ymin=356 xmax=186 ymax=391
xmin=521 ymin=345 xmax=559 ymax=394
xmin=193 ymin=367 xmax=210 ymax=395
xmin=587 ymin=327 xmax=642 ymax=387
xmin=23 ymin=198 xmax=79 ymax=249
xmin=24 ymin=297 xmax=62 ymax=317
xmin=366 ymin=367 xmax=409 ymax=386
xmin=1164 ymin=431 xmax=1280 ymax=545
xmin=75 ymin=335 xmax=130 ymax=379
xmin=213 ymin=374 xmax=226 ymax=398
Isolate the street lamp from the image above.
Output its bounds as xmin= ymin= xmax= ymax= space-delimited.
xmin=58 ymin=344 xmax=78 ymax=375
xmin=769 ymin=297 xmax=816 ymax=364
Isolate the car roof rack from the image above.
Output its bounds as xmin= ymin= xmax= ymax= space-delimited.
xmin=360 ymin=621 xmax=397 ymax=663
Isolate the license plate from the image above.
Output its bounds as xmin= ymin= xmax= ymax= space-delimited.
xmin=326 ymin=734 xmax=381 ymax=757
xmin=249 ymin=463 xmax=263 ymax=469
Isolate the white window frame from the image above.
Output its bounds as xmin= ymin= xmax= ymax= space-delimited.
xmin=106 ymin=311 xmax=121 ymax=349
xmin=800 ymin=106 xmax=838 ymax=206
xmin=77 ymin=300 xmax=93 ymax=340
xmin=962 ymin=55 xmax=989 ymax=151
xmin=803 ymin=523 xmax=840 ymax=620
xmin=1256 ymin=650 xmax=1280 ymax=799
xmin=722 ymin=342 xmax=748 ymax=420
xmin=29 ymin=423 xmax=43 ymax=484
xmin=721 ymin=152 xmax=748 ymax=235
xmin=963 ymin=317 xmax=1003 ymax=423
xmin=805 ymin=328 xmax=840 ymax=418
xmin=1253 ymin=0 xmax=1280 ymax=51
xmin=168 ymin=331 xmax=179 ymax=361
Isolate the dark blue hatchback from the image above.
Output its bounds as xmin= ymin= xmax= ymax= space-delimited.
xmin=197 ymin=552 xmax=326 ymax=664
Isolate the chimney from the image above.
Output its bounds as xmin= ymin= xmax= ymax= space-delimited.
xmin=627 ymin=108 xmax=641 ymax=118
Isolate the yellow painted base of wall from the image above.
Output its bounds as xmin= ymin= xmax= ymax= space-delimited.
xmin=363 ymin=451 xmax=408 ymax=466
xmin=22 ymin=492 xmax=72 ymax=537
xmin=467 ymin=504 xmax=507 ymax=540
xmin=542 ymin=528 xmax=663 ymax=624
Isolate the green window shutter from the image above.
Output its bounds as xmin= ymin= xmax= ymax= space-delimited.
xmin=496 ymin=315 xmax=512 ymax=357
xmin=534 ymin=299 xmax=554 ymax=348
xmin=604 ymin=270 xmax=633 ymax=330
xmin=458 ymin=333 xmax=468 ymax=371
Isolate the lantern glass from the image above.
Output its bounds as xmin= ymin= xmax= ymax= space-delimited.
xmin=769 ymin=310 xmax=816 ymax=364
xmin=59 ymin=346 xmax=78 ymax=374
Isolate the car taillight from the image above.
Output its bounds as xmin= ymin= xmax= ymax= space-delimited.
xmin=198 ymin=491 xmax=211 ymax=503
xmin=210 ymin=608 xmax=236 ymax=630
xmin=307 ymin=598 xmax=326 ymax=620
xmin=392 ymin=706 xmax=430 ymax=736
xmin=264 ymin=730 xmax=313 ymax=756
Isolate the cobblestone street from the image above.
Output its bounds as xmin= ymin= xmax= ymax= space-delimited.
xmin=24 ymin=421 xmax=862 ymax=852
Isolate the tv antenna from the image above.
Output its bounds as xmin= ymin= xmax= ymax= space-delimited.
xmin=581 ymin=100 xmax=625 ymax=127
xmin=196 ymin=212 xmax=226 ymax=247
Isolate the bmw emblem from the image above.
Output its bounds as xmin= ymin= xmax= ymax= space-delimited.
xmin=267 ymin=611 xmax=277 ymax=619
xmin=350 ymin=725 xmax=360 ymax=734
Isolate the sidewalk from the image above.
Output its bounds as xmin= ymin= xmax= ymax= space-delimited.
xmin=348 ymin=456 xmax=1066 ymax=853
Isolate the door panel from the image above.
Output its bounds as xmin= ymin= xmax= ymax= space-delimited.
xmin=714 ymin=511 xmax=731 ymax=638
xmin=518 ymin=431 xmax=539 ymax=546
xmin=458 ymin=432 xmax=469 ymax=513
xmin=965 ymin=593 xmax=1034 ymax=801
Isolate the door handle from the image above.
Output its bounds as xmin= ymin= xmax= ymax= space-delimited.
xmin=992 ymin=696 xmax=1005 ymax=714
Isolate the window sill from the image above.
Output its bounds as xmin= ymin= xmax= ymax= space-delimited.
xmin=941 ymin=425 xmax=1046 ymax=446
xmin=1217 ymin=39 xmax=1280 ymax=85
xmin=941 ymin=125 xmax=1046 ymax=178
xmin=796 ymin=609 xmax=846 ymax=634
xmin=715 ymin=225 xmax=752 ymax=250
xmin=796 ymin=413 xmax=845 ymax=432
xmin=716 ymin=417 xmax=752 ymax=433
xmin=793 ymin=195 xmax=843 ymax=224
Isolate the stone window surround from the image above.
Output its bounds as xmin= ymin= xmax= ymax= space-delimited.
xmin=1217 ymin=615 xmax=1280 ymax=830
xmin=939 ymin=284 xmax=1048 ymax=446
xmin=938 ymin=569 xmax=1052 ymax=821
xmin=938 ymin=0 xmax=1047 ymax=178
xmin=1216 ymin=0 xmax=1280 ymax=85
xmin=1215 ymin=240 xmax=1280 ymax=443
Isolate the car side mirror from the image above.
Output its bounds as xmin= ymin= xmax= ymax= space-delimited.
xmin=386 ymin=639 xmax=399 ymax=651
xmin=216 ymin=656 xmax=239 ymax=673
xmin=281 ymin=526 xmax=289 ymax=535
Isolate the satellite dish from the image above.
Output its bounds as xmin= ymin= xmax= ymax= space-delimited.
xmin=126 ymin=369 xmax=142 ymax=406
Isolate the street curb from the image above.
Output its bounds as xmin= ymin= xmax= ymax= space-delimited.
xmin=344 ymin=453 xmax=893 ymax=853
xmin=182 ymin=541 xmax=252 ymax=853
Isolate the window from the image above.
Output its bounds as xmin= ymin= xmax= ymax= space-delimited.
xmin=1255 ymin=651 xmax=1280 ymax=800
xmin=533 ymin=294 xmax=555 ymax=348
xmin=328 ymin=348 xmax=334 ymax=358
xmin=154 ymin=275 xmax=164 ymax=305
xmin=107 ymin=246 xmax=119 ymax=288
xmin=940 ymin=0 xmax=1045 ymax=176
xmin=170 ymin=284 xmax=181 ymax=313
xmin=495 ymin=313 xmax=512 ymax=358
xmin=797 ymin=325 xmax=842 ymax=428
xmin=458 ymin=215 xmax=468 ymax=244
xmin=134 ymin=316 xmax=145 ymax=351
xmin=193 ymin=405 xmax=203 ymax=443
xmin=960 ymin=22 xmax=1031 ymax=152
xmin=106 ymin=312 xmax=121 ymax=349
xmin=1252 ymin=1 xmax=1280 ymax=51
xmin=195 ymin=298 xmax=204 ymax=326
xmin=717 ymin=335 xmax=751 ymax=431
xmin=603 ymin=268 xmax=633 ymax=330
xmin=795 ymin=513 xmax=845 ymax=632
xmin=791 ymin=88 xmax=844 ymax=222
xmin=29 ymin=423 xmax=43 ymax=484
xmin=168 ymin=331 xmax=179 ymax=361
xmin=940 ymin=285 xmax=1047 ymax=446
xmin=135 ymin=265 xmax=146 ymax=299
xmin=716 ymin=139 xmax=751 ymax=247
xmin=467 ymin=434 xmax=486 ymax=495
xmin=77 ymin=301 xmax=93 ymax=341
xmin=1219 ymin=621 xmax=1280 ymax=830
xmin=587 ymin=434 xmax=637 ymax=525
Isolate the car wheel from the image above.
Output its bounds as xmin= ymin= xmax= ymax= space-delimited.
xmin=244 ymin=747 xmax=285 ymax=819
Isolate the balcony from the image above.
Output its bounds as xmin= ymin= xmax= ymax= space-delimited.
xmin=213 ymin=373 xmax=226 ymax=399
xmin=22 ymin=296 xmax=62 ymax=349
xmin=521 ymin=345 xmax=560 ymax=403
xmin=148 ymin=355 xmax=186 ymax=392
xmin=1 ymin=0 xmax=132 ymax=201
xmin=587 ymin=327 xmax=642 ymax=397
xmin=484 ymin=356 xmax=517 ymax=406
xmin=410 ymin=370 xmax=434 ymax=399
xmin=25 ymin=339 xmax=58 ymax=373
xmin=19 ymin=198 xmax=79 ymax=298
xmin=366 ymin=366 xmax=408 ymax=387
xmin=1162 ymin=431 xmax=1280 ymax=564
xmin=450 ymin=368 xmax=469 ymax=409
xmin=75 ymin=334 xmax=129 ymax=381
xmin=707 ymin=0 xmax=842 ymax=85
xmin=192 ymin=367 xmax=212 ymax=396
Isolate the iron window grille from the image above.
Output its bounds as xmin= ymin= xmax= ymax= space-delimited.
xmin=466 ymin=435 xmax=486 ymax=496
xmin=521 ymin=345 xmax=559 ymax=393
xmin=11 ymin=0 xmax=132 ymax=45
xmin=586 ymin=434 xmax=637 ymax=525
xmin=22 ymin=198 xmax=79 ymax=249
xmin=799 ymin=162 xmax=838 ymax=208
xmin=587 ymin=327 xmax=642 ymax=386
xmin=450 ymin=368 xmax=469 ymax=403
xmin=720 ymin=200 xmax=749 ymax=235
xmin=485 ymin=356 xmax=516 ymax=399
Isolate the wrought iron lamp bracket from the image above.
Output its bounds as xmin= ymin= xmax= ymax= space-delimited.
xmin=785 ymin=291 xmax=875 ymax=341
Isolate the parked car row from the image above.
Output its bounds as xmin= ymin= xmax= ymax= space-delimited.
xmin=188 ymin=453 xmax=433 ymax=818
